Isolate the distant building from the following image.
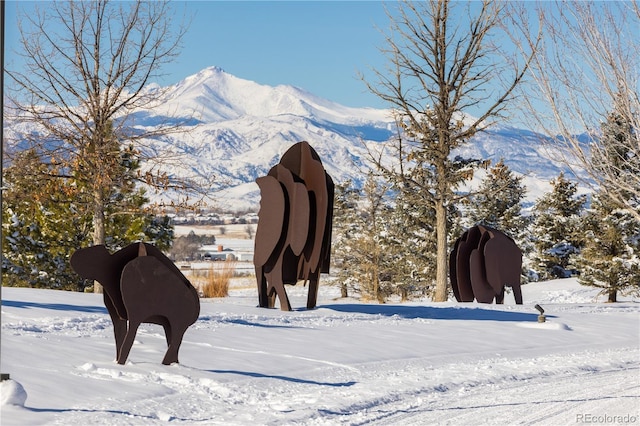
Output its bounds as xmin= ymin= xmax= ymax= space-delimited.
xmin=199 ymin=245 xmax=253 ymax=262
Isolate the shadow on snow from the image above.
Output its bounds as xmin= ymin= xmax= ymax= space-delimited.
xmin=197 ymin=316 xmax=304 ymax=329
xmin=2 ymin=299 xmax=108 ymax=314
xmin=320 ymin=303 xmax=548 ymax=322
xmin=208 ymin=369 xmax=356 ymax=387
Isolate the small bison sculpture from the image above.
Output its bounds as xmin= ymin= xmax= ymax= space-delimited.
xmin=254 ymin=141 xmax=334 ymax=311
xmin=450 ymin=225 xmax=523 ymax=304
xmin=70 ymin=242 xmax=200 ymax=365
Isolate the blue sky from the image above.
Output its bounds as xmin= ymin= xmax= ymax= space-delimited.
xmin=4 ymin=1 xmax=392 ymax=109
xmin=168 ymin=1 xmax=391 ymax=108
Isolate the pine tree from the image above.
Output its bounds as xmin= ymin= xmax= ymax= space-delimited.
xmin=531 ymin=173 xmax=586 ymax=279
xmin=354 ymin=175 xmax=393 ymax=303
xmin=592 ymin=92 xmax=640 ymax=214
xmin=578 ymin=196 xmax=640 ymax=302
xmin=578 ymin=99 xmax=640 ymax=301
xmin=333 ymin=176 xmax=447 ymax=302
xmin=331 ymin=180 xmax=361 ymax=298
xmin=382 ymin=183 xmax=440 ymax=300
xmin=2 ymin=147 xmax=173 ymax=291
xmin=468 ymin=160 xmax=529 ymax=235
xmin=332 ymin=174 xmax=394 ymax=302
xmin=2 ymin=150 xmax=91 ymax=290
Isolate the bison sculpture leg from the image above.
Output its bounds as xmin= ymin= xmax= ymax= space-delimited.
xmin=264 ymin=256 xmax=292 ymax=311
xmin=162 ymin=320 xmax=190 ymax=365
xmin=512 ymin=284 xmax=523 ymax=305
xmin=117 ymin=318 xmax=141 ymax=365
xmin=255 ymin=265 xmax=270 ymax=308
xmin=306 ymin=269 xmax=320 ymax=310
xmin=104 ymin=294 xmax=128 ymax=361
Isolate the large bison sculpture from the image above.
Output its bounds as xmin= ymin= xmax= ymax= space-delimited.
xmin=254 ymin=141 xmax=334 ymax=311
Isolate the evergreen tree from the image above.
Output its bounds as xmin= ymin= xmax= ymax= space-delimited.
xmin=578 ymin=196 xmax=640 ymax=302
xmin=382 ymin=183 xmax=440 ymax=300
xmin=592 ymin=93 xmax=640 ymax=214
xmin=332 ymin=174 xmax=394 ymax=302
xmin=333 ymin=176 xmax=442 ymax=302
xmin=331 ymin=180 xmax=361 ymax=298
xmin=353 ymin=175 xmax=392 ymax=303
xmin=2 ymin=147 xmax=173 ymax=291
xmin=531 ymin=173 xmax=586 ymax=279
xmin=468 ymin=160 xmax=530 ymax=236
xmin=578 ymin=99 xmax=640 ymax=301
xmin=2 ymin=150 xmax=91 ymax=290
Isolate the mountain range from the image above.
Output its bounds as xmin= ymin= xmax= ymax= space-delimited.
xmin=8 ymin=66 xmax=584 ymax=211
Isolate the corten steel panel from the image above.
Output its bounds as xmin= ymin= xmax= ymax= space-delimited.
xmin=455 ymin=227 xmax=481 ymax=302
xmin=254 ymin=141 xmax=334 ymax=311
xmin=470 ymin=228 xmax=494 ymax=303
xmin=120 ymin=255 xmax=199 ymax=365
xmin=276 ymin=164 xmax=310 ymax=266
xmin=255 ymin=165 xmax=312 ymax=311
xmin=449 ymin=238 xmax=461 ymax=302
xmin=469 ymin=247 xmax=496 ymax=303
xmin=70 ymin=242 xmax=200 ymax=364
xmin=281 ymin=142 xmax=329 ymax=280
xmin=253 ymin=176 xmax=287 ymax=269
xmin=321 ymin=174 xmax=335 ymax=275
xmin=481 ymin=226 xmax=524 ymax=304
xmin=254 ymin=175 xmax=291 ymax=310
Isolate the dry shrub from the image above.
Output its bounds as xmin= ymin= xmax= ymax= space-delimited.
xmin=201 ymin=259 xmax=236 ymax=298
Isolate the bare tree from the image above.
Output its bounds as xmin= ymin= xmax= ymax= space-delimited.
xmin=520 ymin=1 xmax=640 ymax=220
xmin=6 ymin=1 xmax=198 ymax=292
xmin=363 ymin=0 xmax=539 ymax=301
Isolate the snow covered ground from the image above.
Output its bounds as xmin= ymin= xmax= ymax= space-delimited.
xmin=1 ymin=278 xmax=638 ymax=425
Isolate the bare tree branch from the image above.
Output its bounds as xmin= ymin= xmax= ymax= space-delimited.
xmin=517 ymin=0 xmax=640 ymax=220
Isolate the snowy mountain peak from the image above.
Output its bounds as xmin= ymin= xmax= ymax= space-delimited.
xmin=164 ymin=66 xmax=318 ymax=122
xmin=161 ymin=66 xmax=392 ymax=125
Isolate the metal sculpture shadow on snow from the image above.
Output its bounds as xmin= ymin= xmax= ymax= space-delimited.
xmin=254 ymin=141 xmax=334 ymax=311
xmin=450 ymin=225 xmax=523 ymax=304
xmin=70 ymin=242 xmax=200 ymax=365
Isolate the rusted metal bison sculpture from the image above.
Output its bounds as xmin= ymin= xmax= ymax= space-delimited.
xmin=70 ymin=242 xmax=200 ymax=365
xmin=450 ymin=225 xmax=523 ymax=304
xmin=254 ymin=141 xmax=334 ymax=311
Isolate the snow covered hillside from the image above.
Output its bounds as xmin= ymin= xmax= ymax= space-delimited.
xmin=1 ymin=278 xmax=638 ymax=425
xmin=5 ymin=66 xmax=584 ymax=211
